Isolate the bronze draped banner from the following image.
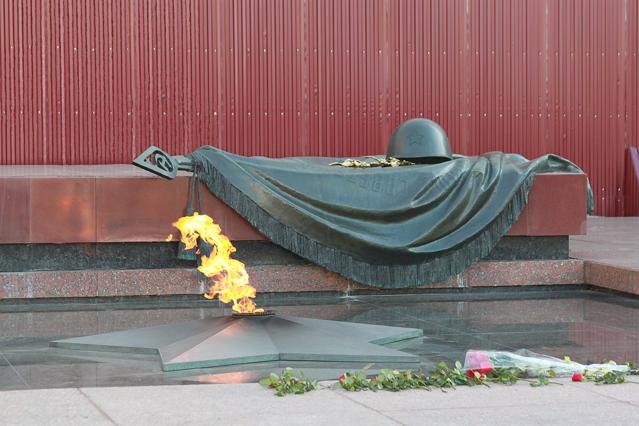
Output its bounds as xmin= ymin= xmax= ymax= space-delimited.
xmin=189 ymin=147 xmax=592 ymax=288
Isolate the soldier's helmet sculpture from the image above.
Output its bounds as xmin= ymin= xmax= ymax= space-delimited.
xmin=387 ymin=118 xmax=453 ymax=164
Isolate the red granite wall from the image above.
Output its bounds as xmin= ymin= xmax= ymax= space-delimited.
xmin=0 ymin=169 xmax=587 ymax=244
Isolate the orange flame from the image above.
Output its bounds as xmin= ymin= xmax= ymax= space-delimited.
xmin=172 ymin=212 xmax=263 ymax=314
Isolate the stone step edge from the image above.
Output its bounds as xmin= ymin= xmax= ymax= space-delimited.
xmin=0 ymin=260 xmax=585 ymax=299
xmin=584 ymin=261 xmax=639 ymax=296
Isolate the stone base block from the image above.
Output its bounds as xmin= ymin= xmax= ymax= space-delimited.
xmin=0 ymin=260 xmax=585 ymax=300
xmin=584 ymin=262 xmax=639 ymax=296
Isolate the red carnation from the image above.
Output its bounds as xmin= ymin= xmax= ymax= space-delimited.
xmin=338 ymin=373 xmax=346 ymax=385
xmin=467 ymin=369 xmax=490 ymax=380
xmin=572 ymin=372 xmax=583 ymax=382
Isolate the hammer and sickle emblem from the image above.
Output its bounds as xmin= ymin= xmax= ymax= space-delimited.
xmin=153 ymin=151 xmax=175 ymax=173
xmin=132 ymin=146 xmax=179 ymax=179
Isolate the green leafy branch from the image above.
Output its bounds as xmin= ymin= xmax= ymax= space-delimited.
xmin=259 ymin=358 xmax=639 ymax=397
xmin=338 ymin=363 xmax=564 ymax=392
xmin=528 ymin=369 xmax=562 ymax=387
xmin=484 ymin=367 xmax=523 ymax=385
xmin=338 ymin=370 xmax=374 ymax=391
xmin=337 ymin=362 xmax=487 ymax=393
xmin=259 ymin=368 xmax=319 ymax=396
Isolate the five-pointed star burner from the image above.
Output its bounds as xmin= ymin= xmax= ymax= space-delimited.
xmin=51 ymin=315 xmax=423 ymax=371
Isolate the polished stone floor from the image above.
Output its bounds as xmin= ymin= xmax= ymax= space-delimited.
xmin=2 ymin=288 xmax=639 ymax=391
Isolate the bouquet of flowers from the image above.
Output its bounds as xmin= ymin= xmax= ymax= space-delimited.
xmin=464 ymin=349 xmax=629 ymax=379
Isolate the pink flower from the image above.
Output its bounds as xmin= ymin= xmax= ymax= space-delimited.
xmin=464 ymin=350 xmax=494 ymax=378
xmin=572 ymin=372 xmax=583 ymax=382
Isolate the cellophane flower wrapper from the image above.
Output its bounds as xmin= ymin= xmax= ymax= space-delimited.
xmin=463 ymin=349 xmax=629 ymax=377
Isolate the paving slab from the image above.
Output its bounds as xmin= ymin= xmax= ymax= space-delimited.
xmin=381 ymin=401 xmax=639 ymax=426
xmin=572 ymin=380 xmax=639 ymax=404
xmin=332 ymin=379 xmax=608 ymax=411
xmin=81 ymin=383 xmax=397 ymax=426
xmin=5 ymin=380 xmax=639 ymax=425
xmin=1 ymin=388 xmax=113 ymax=425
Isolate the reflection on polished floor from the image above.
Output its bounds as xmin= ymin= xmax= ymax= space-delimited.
xmin=2 ymin=288 xmax=639 ymax=390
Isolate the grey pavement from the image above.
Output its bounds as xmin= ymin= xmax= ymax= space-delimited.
xmin=2 ymin=379 xmax=639 ymax=425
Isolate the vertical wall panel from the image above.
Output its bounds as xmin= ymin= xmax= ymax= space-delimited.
xmin=626 ymin=147 xmax=639 ymax=215
xmin=0 ymin=0 xmax=638 ymax=216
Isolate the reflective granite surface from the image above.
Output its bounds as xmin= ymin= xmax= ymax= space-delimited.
xmin=2 ymin=288 xmax=639 ymax=390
